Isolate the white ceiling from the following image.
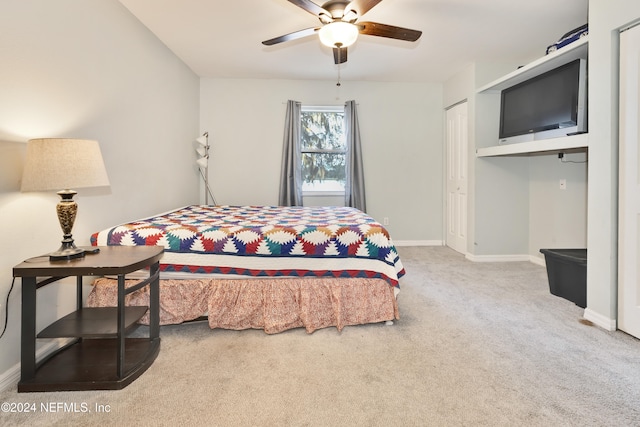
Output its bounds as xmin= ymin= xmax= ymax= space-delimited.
xmin=118 ymin=0 xmax=588 ymax=83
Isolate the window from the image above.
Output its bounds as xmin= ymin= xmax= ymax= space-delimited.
xmin=300 ymin=106 xmax=346 ymax=195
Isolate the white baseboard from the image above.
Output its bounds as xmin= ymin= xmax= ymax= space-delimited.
xmin=583 ymin=308 xmax=617 ymax=331
xmin=395 ymin=245 xmax=546 ymax=266
xmin=0 ymin=339 xmax=67 ymax=393
xmin=466 ymin=253 xmax=531 ymax=263
xmin=0 ymin=363 xmax=20 ymax=393
xmin=393 ymin=240 xmax=443 ymax=247
xmin=529 ymin=255 xmax=546 ymax=267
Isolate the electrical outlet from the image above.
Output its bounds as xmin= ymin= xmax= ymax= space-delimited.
xmin=383 ymin=217 xmax=390 ymax=226
xmin=559 ymin=179 xmax=567 ymax=190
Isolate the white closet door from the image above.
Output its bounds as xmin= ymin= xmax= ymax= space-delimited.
xmin=445 ymin=102 xmax=468 ymax=255
xmin=618 ymin=23 xmax=640 ymax=338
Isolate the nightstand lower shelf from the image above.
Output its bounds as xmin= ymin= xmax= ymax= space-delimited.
xmin=18 ymin=337 xmax=160 ymax=392
xmin=38 ymin=307 xmax=149 ymax=339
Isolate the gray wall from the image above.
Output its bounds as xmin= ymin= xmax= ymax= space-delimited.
xmin=585 ymin=0 xmax=640 ymax=327
xmin=200 ymin=78 xmax=445 ymax=243
xmin=0 ymin=0 xmax=199 ymax=381
xmin=442 ymin=2 xmax=640 ymax=329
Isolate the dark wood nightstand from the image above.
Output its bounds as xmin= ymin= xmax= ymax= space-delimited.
xmin=12 ymin=245 xmax=164 ymax=392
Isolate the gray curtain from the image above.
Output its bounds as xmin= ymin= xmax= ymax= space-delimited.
xmin=278 ymin=100 xmax=303 ymax=206
xmin=344 ymin=100 xmax=367 ymax=212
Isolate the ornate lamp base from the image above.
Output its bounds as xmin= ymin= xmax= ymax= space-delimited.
xmin=50 ymin=189 xmax=85 ymax=261
xmin=49 ymin=244 xmax=85 ymax=261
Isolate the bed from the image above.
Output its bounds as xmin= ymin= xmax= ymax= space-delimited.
xmin=87 ymin=205 xmax=404 ymax=334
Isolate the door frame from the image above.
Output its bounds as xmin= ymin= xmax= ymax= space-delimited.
xmin=618 ymin=22 xmax=640 ymax=338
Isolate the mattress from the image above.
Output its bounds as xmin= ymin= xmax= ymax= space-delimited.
xmin=91 ymin=205 xmax=405 ymax=288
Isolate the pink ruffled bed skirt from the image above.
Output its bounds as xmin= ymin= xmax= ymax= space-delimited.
xmin=86 ymin=277 xmax=399 ymax=334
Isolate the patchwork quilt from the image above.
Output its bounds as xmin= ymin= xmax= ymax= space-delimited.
xmin=91 ymin=205 xmax=405 ymax=287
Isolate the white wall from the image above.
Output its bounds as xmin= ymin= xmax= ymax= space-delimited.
xmin=442 ymin=2 xmax=640 ymax=329
xmin=444 ymin=57 xmax=590 ymax=260
xmin=528 ymin=153 xmax=588 ymax=258
xmin=444 ymin=62 xmax=533 ymax=258
xmin=0 ymin=0 xmax=199 ymax=383
xmin=200 ymin=78 xmax=444 ymax=242
xmin=585 ymin=0 xmax=640 ymax=327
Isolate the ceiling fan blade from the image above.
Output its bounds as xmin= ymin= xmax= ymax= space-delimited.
xmin=287 ymin=0 xmax=330 ymax=17
xmin=358 ymin=21 xmax=422 ymax=42
xmin=262 ymin=27 xmax=320 ymax=46
xmin=345 ymin=0 xmax=383 ymax=17
xmin=333 ymin=47 xmax=348 ymax=64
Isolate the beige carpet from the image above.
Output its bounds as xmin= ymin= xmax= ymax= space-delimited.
xmin=2 ymin=246 xmax=640 ymax=426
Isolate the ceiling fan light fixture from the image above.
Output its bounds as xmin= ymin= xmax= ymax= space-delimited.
xmin=319 ymin=21 xmax=358 ymax=48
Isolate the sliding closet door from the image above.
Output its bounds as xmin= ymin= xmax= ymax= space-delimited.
xmin=618 ymin=23 xmax=640 ymax=339
xmin=445 ymin=102 xmax=468 ymax=255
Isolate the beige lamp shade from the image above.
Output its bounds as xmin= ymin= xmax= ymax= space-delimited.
xmin=21 ymin=138 xmax=110 ymax=192
xmin=21 ymin=138 xmax=110 ymax=261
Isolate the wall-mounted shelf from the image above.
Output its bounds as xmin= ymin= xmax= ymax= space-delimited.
xmin=476 ymin=133 xmax=588 ymax=157
xmin=476 ymin=36 xmax=589 ymax=157
xmin=477 ymin=36 xmax=588 ymax=94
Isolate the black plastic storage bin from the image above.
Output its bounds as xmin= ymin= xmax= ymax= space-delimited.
xmin=539 ymin=249 xmax=587 ymax=308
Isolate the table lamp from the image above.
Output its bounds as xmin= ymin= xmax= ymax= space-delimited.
xmin=21 ymin=138 xmax=110 ymax=261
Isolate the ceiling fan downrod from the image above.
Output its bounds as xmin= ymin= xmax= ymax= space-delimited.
xmin=336 ymin=42 xmax=343 ymax=86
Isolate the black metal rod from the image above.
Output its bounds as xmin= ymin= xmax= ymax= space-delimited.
xmin=117 ymin=274 xmax=125 ymax=378
xmin=20 ymin=277 xmax=37 ymax=381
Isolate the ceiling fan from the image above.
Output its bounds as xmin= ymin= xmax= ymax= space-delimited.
xmin=262 ymin=0 xmax=422 ymax=64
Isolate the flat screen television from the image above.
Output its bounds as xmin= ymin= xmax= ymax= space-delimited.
xmin=498 ymin=58 xmax=587 ymax=145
